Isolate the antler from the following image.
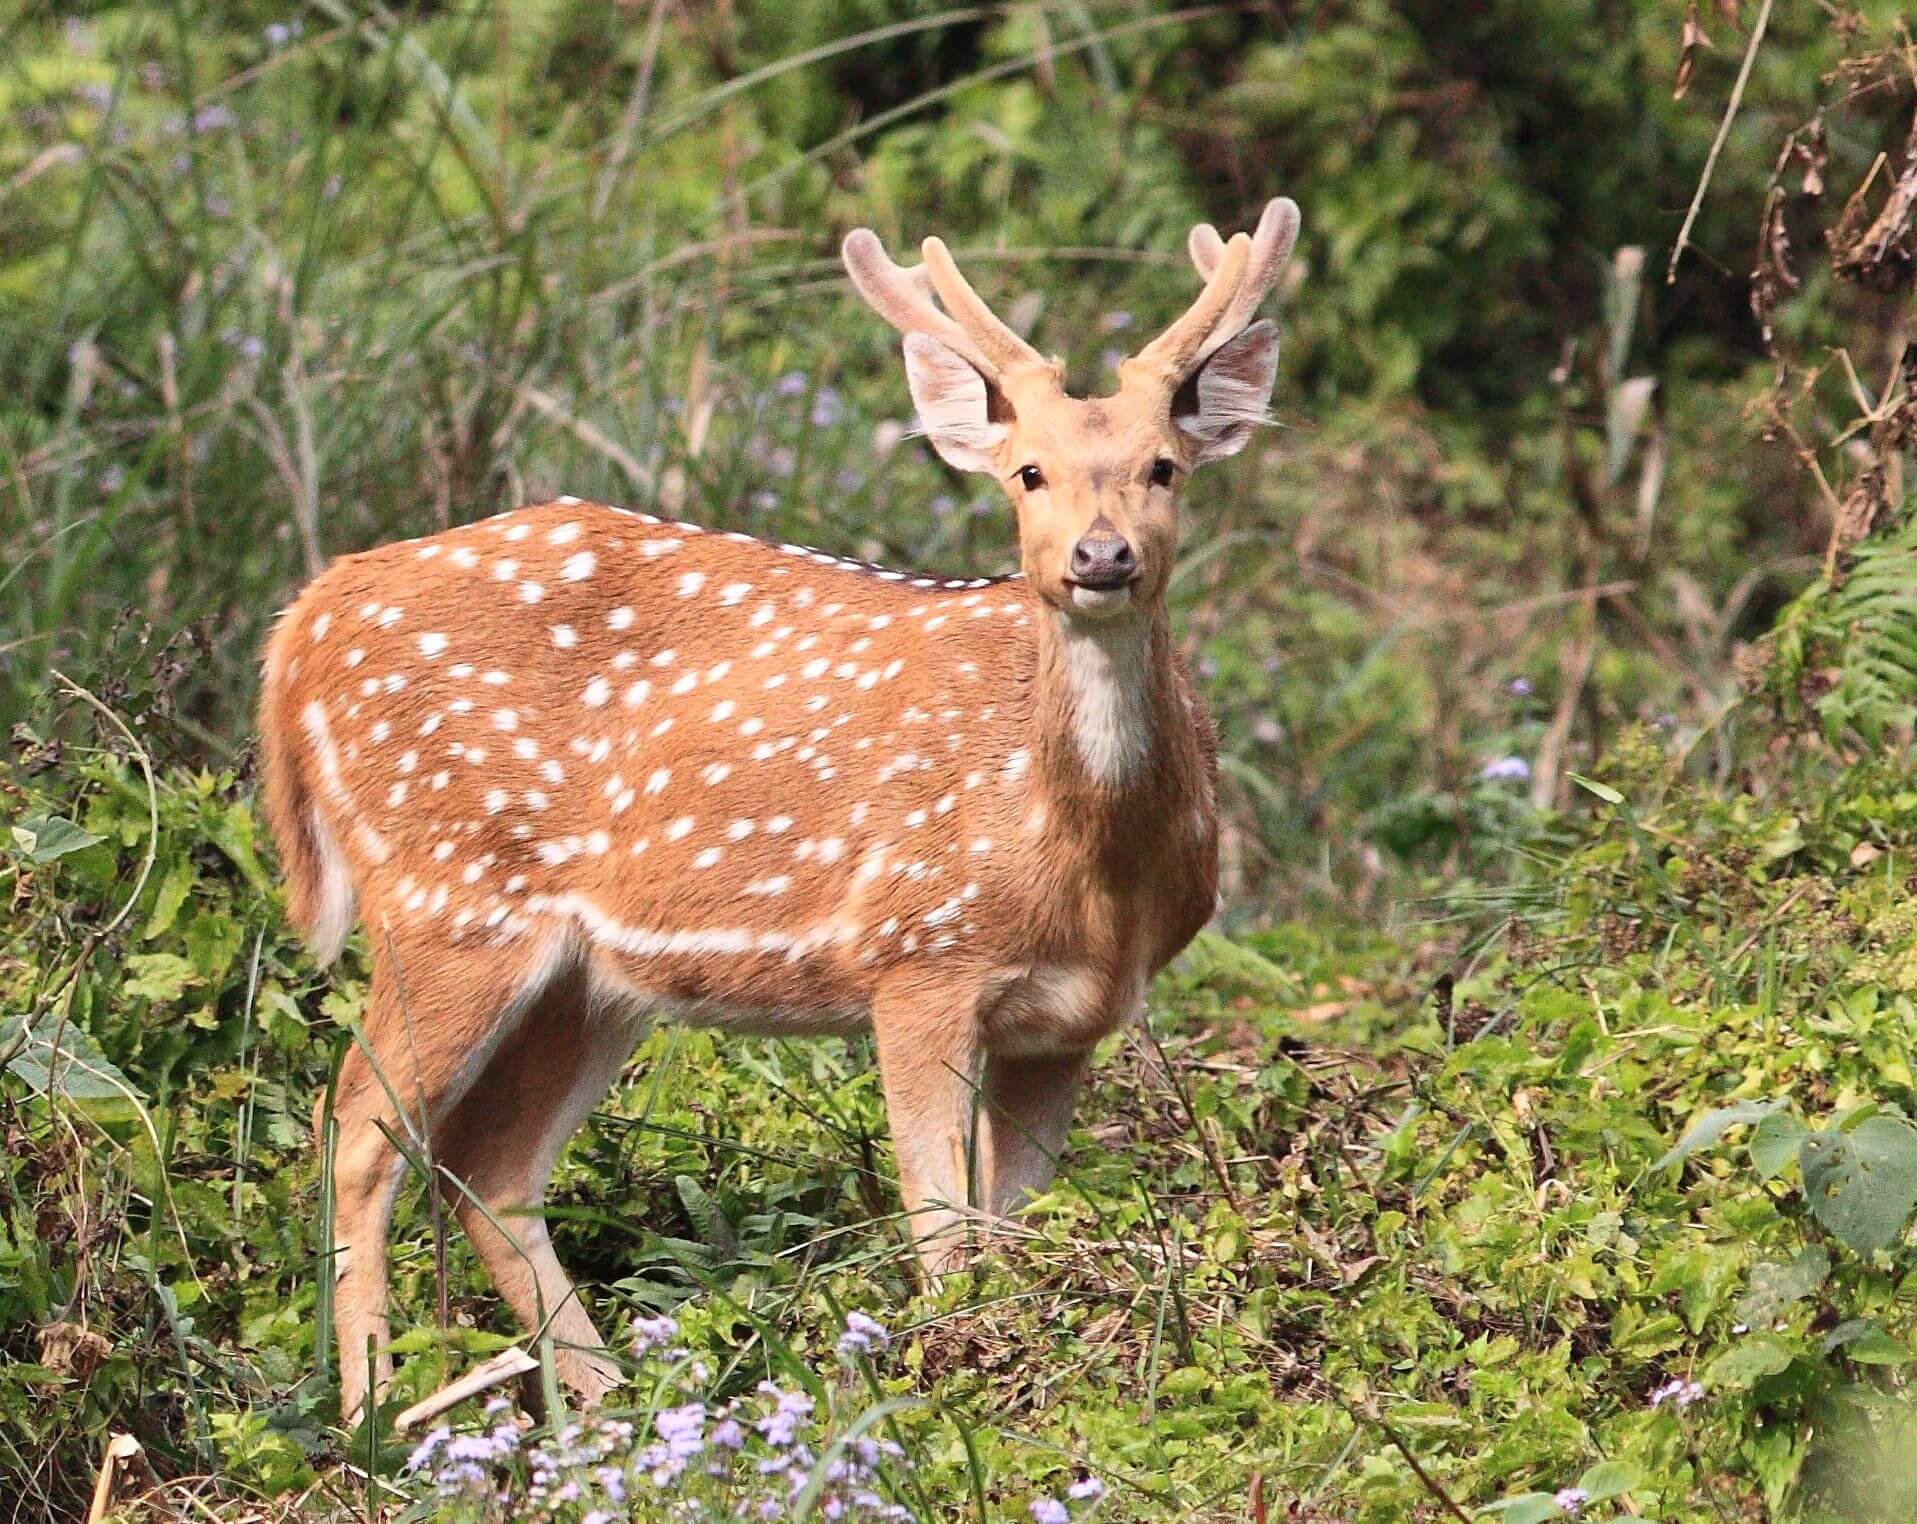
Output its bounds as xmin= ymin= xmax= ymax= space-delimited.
xmin=1184 ymin=197 xmax=1301 ymax=362
xmin=1125 ymin=232 xmax=1252 ymax=382
xmin=918 ymin=237 xmax=1045 ymax=376
xmin=841 ymin=228 xmax=1044 ymax=379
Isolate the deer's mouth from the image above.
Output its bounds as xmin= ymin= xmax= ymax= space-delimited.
xmin=1065 ymin=577 xmax=1138 ymax=615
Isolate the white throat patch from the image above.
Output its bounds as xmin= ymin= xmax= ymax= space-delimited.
xmin=1054 ymin=615 xmax=1153 ymax=785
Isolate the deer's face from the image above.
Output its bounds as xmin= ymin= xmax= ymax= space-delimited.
xmin=844 ymin=202 xmax=1298 ymax=627
xmin=993 ymin=379 xmax=1186 ymax=624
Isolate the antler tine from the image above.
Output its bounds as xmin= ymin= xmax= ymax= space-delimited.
xmin=919 ymin=237 xmax=1045 ymax=377
xmin=1186 ymin=197 xmax=1301 ymax=361
xmin=1128 ymin=232 xmax=1252 ymax=381
xmin=841 ymin=228 xmax=998 ymax=376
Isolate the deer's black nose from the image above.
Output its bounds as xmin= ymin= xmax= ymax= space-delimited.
xmin=1069 ymin=523 xmax=1137 ymax=590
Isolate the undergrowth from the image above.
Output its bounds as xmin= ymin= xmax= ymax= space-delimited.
xmin=11 ymin=682 xmax=1917 ymax=1520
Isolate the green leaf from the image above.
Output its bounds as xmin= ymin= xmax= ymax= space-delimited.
xmin=1734 ymin=1247 xmax=1829 ymax=1328
xmin=11 ymin=814 xmax=103 ymax=864
xmin=1568 ymin=774 xmax=1624 ymax=806
xmin=674 ymin=1175 xmax=737 ymax=1258
xmin=1749 ymin=1111 xmax=1808 ymax=1180
xmin=1654 ymin=1098 xmax=1786 ymax=1170
xmin=122 ymin=952 xmax=197 ymax=1004
xmin=1799 ymin=1116 xmax=1917 ymax=1253
xmin=1706 ymin=1334 xmax=1795 ymax=1389
xmin=204 ymin=801 xmax=272 ymax=895
xmin=1476 ymin=1494 xmax=1560 ymax=1524
xmin=1576 ymin=1459 xmax=1642 ymax=1502
xmin=142 ymin=855 xmax=195 ymax=939
xmin=1812 ymin=1317 xmax=1910 ymax=1366
xmin=1820 ymin=1318 xmax=1877 ymax=1355
xmin=1843 ymin=1329 xmax=1909 ymax=1365
xmin=1 ymin=1016 xmax=145 ymax=1107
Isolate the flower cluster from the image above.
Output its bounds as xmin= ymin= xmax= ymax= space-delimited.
xmin=1552 ymin=1486 xmax=1588 ymax=1516
xmin=1649 ymin=1376 xmax=1705 ymax=1409
xmin=399 ymin=1311 xmax=931 ymax=1521
xmin=1029 ymin=1475 xmax=1107 ymax=1522
xmin=836 ymin=1311 xmax=890 ymax=1362
xmin=404 ymin=1396 xmax=524 ymax=1499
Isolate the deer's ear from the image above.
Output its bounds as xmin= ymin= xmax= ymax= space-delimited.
xmin=1172 ymin=320 xmax=1279 ymax=465
xmin=903 ymin=333 xmax=1006 ymax=475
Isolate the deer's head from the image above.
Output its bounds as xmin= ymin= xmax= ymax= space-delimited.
xmin=843 ymin=200 xmax=1299 ymax=624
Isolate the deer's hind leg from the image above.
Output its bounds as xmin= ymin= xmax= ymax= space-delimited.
xmin=431 ymin=957 xmax=639 ymax=1403
xmin=324 ymin=929 xmax=569 ymax=1422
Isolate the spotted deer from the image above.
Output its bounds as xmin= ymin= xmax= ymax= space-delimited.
xmin=258 ymin=199 xmax=1300 ymax=1417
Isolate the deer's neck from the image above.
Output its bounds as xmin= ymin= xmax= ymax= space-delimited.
xmin=1029 ymin=606 xmax=1187 ymax=818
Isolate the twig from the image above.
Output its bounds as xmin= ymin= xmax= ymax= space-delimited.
xmin=393 ymin=1347 xmax=540 ymax=1434
xmin=85 ymin=1433 xmax=146 ymax=1524
xmin=1668 ymin=0 xmax=1774 ymax=283
xmin=515 ymin=384 xmax=654 ymax=495
xmin=1328 ymin=1389 xmax=1475 ymax=1524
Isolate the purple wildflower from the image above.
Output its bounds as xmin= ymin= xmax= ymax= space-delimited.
xmin=1031 ymin=1501 xmax=1070 ymax=1524
xmin=631 ymin=1311 xmax=680 ymax=1354
xmin=1554 ymin=1488 xmax=1588 ymax=1515
xmin=775 ymin=370 xmax=808 ymax=398
xmin=192 ymin=103 xmax=236 ymax=133
xmin=810 ymin=388 xmax=844 ymax=427
xmin=1068 ymin=1476 xmax=1107 ymax=1501
xmin=837 ymin=1311 xmax=890 ymax=1360
xmin=1650 ymin=1376 xmax=1705 ymax=1408
xmin=403 ymin=1424 xmax=450 ymax=1473
xmin=1479 ymin=756 xmax=1530 ymax=783
xmin=1509 ymin=677 xmax=1534 ymax=697
xmin=756 ymin=1383 xmax=814 ymax=1447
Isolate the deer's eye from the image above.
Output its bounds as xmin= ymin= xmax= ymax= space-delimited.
xmin=1150 ymin=458 xmax=1177 ymax=488
xmin=1017 ymin=464 xmax=1045 ymax=492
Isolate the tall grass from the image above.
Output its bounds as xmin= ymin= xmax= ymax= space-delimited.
xmin=5 ymin=1 xmax=1828 ymax=915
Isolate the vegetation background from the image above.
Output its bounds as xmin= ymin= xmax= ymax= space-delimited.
xmin=4 ymin=0 xmax=1917 ymax=1519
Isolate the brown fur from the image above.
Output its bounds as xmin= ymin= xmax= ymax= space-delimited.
xmin=260 ymin=201 xmax=1297 ymax=1418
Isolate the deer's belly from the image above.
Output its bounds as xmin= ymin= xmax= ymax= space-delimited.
xmin=581 ymin=941 xmax=872 ymax=1037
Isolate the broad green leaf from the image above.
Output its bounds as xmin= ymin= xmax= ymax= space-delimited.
xmin=1843 ymin=1329 xmax=1909 ymax=1365
xmin=1654 ymin=1098 xmax=1786 ymax=1170
xmin=1 ymin=1016 xmax=145 ymax=1107
xmin=1820 ymin=1319 xmax=1911 ymax=1365
xmin=204 ymin=801 xmax=272 ymax=894
xmin=12 ymin=814 xmax=102 ymax=864
xmin=1576 ymin=1459 xmax=1642 ymax=1502
xmin=1820 ymin=1318 xmax=1878 ymax=1355
xmin=1476 ymin=1495 xmax=1560 ymax=1524
xmin=1734 ymin=1247 xmax=1829 ymax=1328
xmin=1706 ymin=1334 xmax=1795 ymax=1389
xmin=122 ymin=952 xmax=197 ymax=1004
xmin=1799 ymin=1116 xmax=1917 ymax=1253
xmin=1749 ymin=1111 xmax=1808 ymax=1180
